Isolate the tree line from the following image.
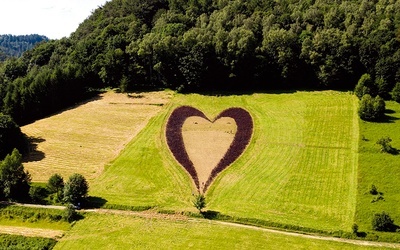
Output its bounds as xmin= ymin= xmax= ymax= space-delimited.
xmin=0 ymin=0 xmax=399 ymax=125
xmin=0 ymin=34 xmax=49 ymax=61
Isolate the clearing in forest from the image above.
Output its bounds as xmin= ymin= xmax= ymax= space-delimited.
xmin=90 ymin=91 xmax=358 ymax=232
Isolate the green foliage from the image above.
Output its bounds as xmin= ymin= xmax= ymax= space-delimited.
xmin=193 ymin=194 xmax=206 ymax=212
xmin=29 ymin=185 xmax=48 ymax=203
xmin=62 ymin=204 xmax=79 ymax=223
xmin=369 ymin=184 xmax=378 ymax=195
xmin=55 ymin=213 xmax=373 ymax=250
xmin=0 ymin=113 xmax=27 ymax=158
xmin=0 ymin=34 xmax=49 ymax=60
xmin=356 ymin=101 xmax=400 ymax=236
xmin=0 ymin=149 xmax=31 ymax=201
xmin=354 ymin=74 xmax=376 ymax=99
xmin=47 ymin=174 xmax=64 ymax=195
xmin=63 ymin=173 xmax=89 ymax=204
xmin=358 ymin=94 xmax=386 ymax=121
xmin=372 ymin=212 xmax=395 ymax=232
xmin=1 ymin=0 xmax=400 ymax=124
xmin=376 ymin=136 xmax=395 ymax=154
xmin=0 ymin=205 xmax=64 ymax=223
xmin=392 ymin=82 xmax=400 ymax=103
xmin=0 ymin=234 xmax=56 ymax=250
xmin=352 ymin=223 xmax=358 ymax=234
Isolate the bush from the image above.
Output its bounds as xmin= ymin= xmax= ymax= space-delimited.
xmin=0 ymin=114 xmax=27 ymax=159
xmin=47 ymin=174 xmax=64 ymax=194
xmin=63 ymin=173 xmax=88 ymax=204
xmin=0 ymin=234 xmax=57 ymax=250
xmin=29 ymin=186 xmax=48 ymax=203
xmin=352 ymin=223 xmax=359 ymax=234
xmin=0 ymin=149 xmax=31 ymax=201
xmin=372 ymin=211 xmax=395 ymax=231
xmin=369 ymin=184 xmax=378 ymax=195
xmin=355 ymin=74 xmax=376 ymax=99
xmin=193 ymin=194 xmax=206 ymax=213
xmin=62 ymin=204 xmax=79 ymax=223
xmin=376 ymin=136 xmax=394 ymax=153
xmin=392 ymin=82 xmax=400 ymax=102
xmin=358 ymin=94 xmax=386 ymax=121
xmin=375 ymin=77 xmax=391 ymax=99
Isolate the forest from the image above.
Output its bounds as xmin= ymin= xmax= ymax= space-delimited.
xmin=0 ymin=0 xmax=399 ymax=125
xmin=0 ymin=34 xmax=49 ymax=61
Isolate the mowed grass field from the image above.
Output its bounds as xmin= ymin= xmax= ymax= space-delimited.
xmin=21 ymin=91 xmax=173 ymax=182
xmin=54 ymin=213 xmax=388 ymax=250
xmin=356 ymin=101 xmax=400 ymax=233
xmin=90 ymin=91 xmax=358 ymax=231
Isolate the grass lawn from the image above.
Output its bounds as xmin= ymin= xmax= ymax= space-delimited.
xmin=90 ymin=91 xmax=358 ymax=231
xmin=356 ymin=101 xmax=400 ymax=234
xmin=54 ymin=213 xmax=386 ymax=250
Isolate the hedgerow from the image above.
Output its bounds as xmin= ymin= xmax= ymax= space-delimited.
xmin=0 ymin=234 xmax=56 ymax=250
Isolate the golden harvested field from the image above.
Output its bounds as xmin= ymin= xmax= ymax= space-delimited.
xmin=182 ymin=116 xmax=237 ymax=188
xmin=21 ymin=91 xmax=173 ymax=182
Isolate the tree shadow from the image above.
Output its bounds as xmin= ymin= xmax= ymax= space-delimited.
xmin=374 ymin=109 xmax=400 ymax=123
xmin=23 ymin=136 xmax=46 ymax=162
xmin=356 ymin=231 xmax=367 ymax=237
xmin=387 ymin=147 xmax=400 ymax=155
xmin=201 ymin=210 xmax=221 ymax=219
xmin=84 ymin=196 xmax=108 ymax=208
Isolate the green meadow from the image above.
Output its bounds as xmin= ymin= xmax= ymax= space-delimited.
xmin=91 ymin=91 xmax=359 ymax=232
xmin=54 ymin=213 xmax=388 ymax=250
xmin=356 ymin=101 xmax=400 ymax=233
xmin=8 ymin=90 xmax=400 ymax=248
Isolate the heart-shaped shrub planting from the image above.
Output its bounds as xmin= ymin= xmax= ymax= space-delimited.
xmin=166 ymin=106 xmax=253 ymax=192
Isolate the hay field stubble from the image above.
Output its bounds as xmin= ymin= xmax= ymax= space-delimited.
xmin=21 ymin=91 xmax=173 ymax=182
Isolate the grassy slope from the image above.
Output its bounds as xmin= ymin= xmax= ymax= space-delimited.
xmin=205 ymin=91 xmax=358 ymax=231
xmin=89 ymin=101 xmax=194 ymax=209
xmin=356 ymin=101 xmax=400 ymax=232
xmin=21 ymin=91 xmax=172 ymax=182
xmin=54 ymin=213 xmax=386 ymax=250
xmin=91 ymin=91 xmax=358 ymax=231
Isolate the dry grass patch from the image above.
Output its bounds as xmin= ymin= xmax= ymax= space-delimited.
xmin=182 ymin=116 xmax=236 ymax=189
xmin=21 ymin=91 xmax=173 ymax=182
xmin=0 ymin=226 xmax=63 ymax=239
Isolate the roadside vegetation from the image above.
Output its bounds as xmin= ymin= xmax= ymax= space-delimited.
xmin=0 ymin=234 xmax=56 ymax=250
xmin=55 ymin=213 xmax=390 ymax=250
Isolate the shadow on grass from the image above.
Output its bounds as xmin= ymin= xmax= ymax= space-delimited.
xmin=356 ymin=231 xmax=367 ymax=237
xmin=373 ymin=109 xmax=400 ymax=123
xmin=201 ymin=210 xmax=221 ymax=219
xmin=84 ymin=196 xmax=108 ymax=209
xmin=23 ymin=136 xmax=46 ymax=163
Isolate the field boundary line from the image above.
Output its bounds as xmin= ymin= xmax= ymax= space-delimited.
xmin=205 ymin=220 xmax=400 ymax=249
xmin=4 ymin=202 xmax=400 ymax=248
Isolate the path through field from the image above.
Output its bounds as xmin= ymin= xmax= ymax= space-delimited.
xmin=6 ymin=202 xmax=400 ymax=248
xmin=21 ymin=91 xmax=173 ymax=182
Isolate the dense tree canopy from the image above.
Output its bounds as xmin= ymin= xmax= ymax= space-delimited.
xmin=0 ymin=113 xmax=26 ymax=158
xmin=0 ymin=149 xmax=31 ymax=201
xmin=0 ymin=34 xmax=49 ymax=61
xmin=0 ymin=0 xmax=399 ymax=124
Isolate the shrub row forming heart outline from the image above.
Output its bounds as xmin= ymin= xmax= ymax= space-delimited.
xmin=166 ymin=106 xmax=253 ymax=192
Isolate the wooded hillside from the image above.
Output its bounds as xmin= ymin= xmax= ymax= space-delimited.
xmin=0 ymin=34 xmax=49 ymax=61
xmin=0 ymin=0 xmax=399 ymax=124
